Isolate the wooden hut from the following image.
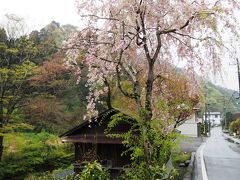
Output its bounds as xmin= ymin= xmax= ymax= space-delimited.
xmin=60 ymin=109 xmax=135 ymax=173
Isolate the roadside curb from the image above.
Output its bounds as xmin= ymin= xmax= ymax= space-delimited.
xmin=222 ymin=133 xmax=240 ymax=144
xmin=199 ymin=143 xmax=208 ymax=180
xmin=183 ymin=152 xmax=195 ymax=180
xmin=193 ymin=138 xmax=208 ymax=180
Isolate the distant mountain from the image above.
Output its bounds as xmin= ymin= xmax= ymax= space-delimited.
xmin=29 ymin=21 xmax=78 ymax=64
xmin=204 ymin=81 xmax=240 ymax=113
xmin=30 ymin=21 xmax=78 ymax=48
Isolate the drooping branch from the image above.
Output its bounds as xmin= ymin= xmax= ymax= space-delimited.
xmin=168 ymin=34 xmax=191 ymax=48
xmin=81 ymin=14 xmax=119 ymax=21
xmin=115 ymin=50 xmax=136 ymax=99
xmin=160 ymin=15 xmax=195 ymax=35
xmin=116 ymin=63 xmax=135 ymax=99
xmin=121 ymin=63 xmax=142 ymax=107
xmin=103 ymin=78 xmax=112 ymax=109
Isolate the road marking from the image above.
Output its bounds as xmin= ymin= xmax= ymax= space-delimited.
xmin=200 ymin=143 xmax=208 ymax=180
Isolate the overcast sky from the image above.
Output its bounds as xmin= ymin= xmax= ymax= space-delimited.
xmin=0 ymin=0 xmax=80 ymax=31
xmin=0 ymin=0 xmax=239 ymax=91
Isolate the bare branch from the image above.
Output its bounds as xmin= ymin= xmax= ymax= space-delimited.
xmin=81 ymin=14 xmax=119 ymax=21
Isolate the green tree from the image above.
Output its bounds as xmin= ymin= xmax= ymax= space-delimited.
xmin=27 ymin=51 xmax=89 ymax=132
xmin=225 ymin=112 xmax=234 ymax=129
xmin=0 ymin=27 xmax=37 ymax=160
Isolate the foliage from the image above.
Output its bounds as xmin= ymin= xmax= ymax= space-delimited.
xmin=106 ymin=111 xmax=177 ymax=179
xmin=23 ymin=96 xmax=73 ymax=133
xmin=0 ymin=23 xmax=38 ymax=160
xmin=27 ymin=173 xmax=81 ymax=180
xmin=0 ymin=132 xmax=73 ymax=179
xmin=27 ymin=50 xmax=89 ymax=133
xmin=29 ymin=21 xmax=77 ymax=65
xmin=26 ymin=165 xmax=75 ymax=180
xmin=0 ymin=122 xmax=34 ymax=134
xmin=172 ymin=151 xmax=191 ymax=180
xmin=29 ymin=52 xmax=72 ymax=93
xmin=172 ymin=152 xmax=191 ymax=166
xmin=200 ymin=123 xmax=205 ymax=135
xmin=26 ymin=161 xmax=110 ymax=180
xmin=224 ymin=112 xmax=234 ymax=129
xmin=229 ymin=119 xmax=240 ymax=134
xmin=0 ymin=34 xmax=38 ymax=125
xmin=80 ymin=161 xmax=110 ymax=180
xmin=204 ymin=82 xmax=240 ymax=114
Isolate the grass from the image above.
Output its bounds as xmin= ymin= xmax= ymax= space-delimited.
xmin=1 ymin=131 xmax=74 ymax=180
xmin=172 ymin=151 xmax=191 ymax=180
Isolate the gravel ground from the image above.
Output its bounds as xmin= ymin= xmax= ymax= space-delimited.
xmin=178 ymin=137 xmax=206 ymax=152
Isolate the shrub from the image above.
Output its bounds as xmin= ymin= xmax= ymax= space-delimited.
xmin=229 ymin=119 xmax=240 ymax=134
xmin=106 ymin=111 xmax=177 ymax=179
xmin=26 ymin=162 xmax=109 ymax=180
xmin=80 ymin=161 xmax=110 ymax=180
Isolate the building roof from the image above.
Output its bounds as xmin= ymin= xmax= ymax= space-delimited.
xmin=233 ymin=112 xmax=240 ymax=120
xmin=59 ymin=108 xmax=117 ymax=137
xmin=59 ymin=108 xmax=136 ymax=144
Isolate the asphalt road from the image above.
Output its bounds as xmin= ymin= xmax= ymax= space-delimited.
xmin=203 ymin=127 xmax=240 ymax=180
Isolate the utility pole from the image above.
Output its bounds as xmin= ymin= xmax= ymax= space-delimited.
xmin=204 ymin=103 xmax=208 ymax=135
xmin=237 ymin=58 xmax=240 ymax=97
xmin=204 ymin=89 xmax=208 ymax=135
xmin=204 ymin=84 xmax=210 ymax=135
xmin=208 ymin=104 xmax=211 ymax=136
xmin=223 ymin=98 xmax=227 ymax=130
xmin=230 ymin=58 xmax=240 ymax=98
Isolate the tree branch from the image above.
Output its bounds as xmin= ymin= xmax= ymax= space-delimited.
xmin=81 ymin=14 xmax=119 ymax=21
xmin=152 ymin=30 xmax=162 ymax=61
xmin=115 ymin=50 xmax=136 ymax=99
xmin=140 ymin=8 xmax=151 ymax=61
xmin=103 ymin=78 xmax=112 ymax=109
xmin=160 ymin=15 xmax=195 ymax=34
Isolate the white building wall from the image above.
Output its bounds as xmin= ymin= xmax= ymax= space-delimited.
xmin=177 ymin=121 xmax=198 ymax=137
xmin=176 ymin=114 xmax=199 ymax=137
xmin=203 ymin=112 xmax=221 ymax=125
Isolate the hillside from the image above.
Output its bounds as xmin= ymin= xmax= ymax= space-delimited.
xmin=205 ymin=81 xmax=240 ymax=113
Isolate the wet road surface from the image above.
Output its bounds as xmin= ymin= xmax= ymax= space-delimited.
xmin=203 ymin=127 xmax=240 ymax=180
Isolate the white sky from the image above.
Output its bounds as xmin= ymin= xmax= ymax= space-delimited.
xmin=214 ymin=62 xmax=239 ymax=91
xmin=0 ymin=0 xmax=239 ymax=91
xmin=0 ymin=0 xmax=80 ymax=32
